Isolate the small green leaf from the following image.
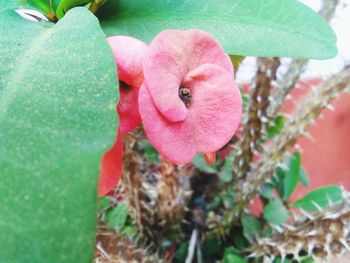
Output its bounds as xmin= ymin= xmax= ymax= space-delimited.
xmin=223 ymin=187 xmax=235 ymax=209
xmin=223 ymin=250 xmax=246 ymax=263
xmin=301 ymin=257 xmax=315 ymax=263
xmin=98 ymin=0 xmax=337 ymax=59
xmin=263 ymin=199 xmax=289 ymax=224
xmin=260 ymin=183 xmax=275 ymax=199
xmin=106 ymin=203 xmax=128 ymax=230
xmin=274 ymin=258 xmax=293 ymax=263
xmin=139 ymin=140 xmax=160 ymax=164
xmin=229 ymin=55 xmax=245 ymax=71
xmin=291 ymin=185 xmax=343 ymax=211
xmin=6 ymin=0 xmax=61 ymax=15
xmin=299 ymin=167 xmax=310 ymax=187
xmin=121 ymin=225 xmax=137 ymax=236
xmin=202 ymin=238 xmax=222 ymax=256
xmin=56 ymin=0 xmax=91 ymax=19
xmin=241 ymin=214 xmax=262 ymax=242
xmin=193 ymin=154 xmax=218 ymax=174
xmin=174 ymin=243 xmax=188 ymax=261
xmin=273 ymin=166 xmax=286 ymax=198
xmin=283 ymin=152 xmax=301 ymax=200
xmin=218 ymin=151 xmax=236 ymax=183
xmin=266 ymin=115 xmax=285 ymax=139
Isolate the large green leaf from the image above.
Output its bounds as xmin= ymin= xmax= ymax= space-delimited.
xmin=0 ymin=7 xmax=118 ymax=263
xmin=98 ymin=0 xmax=337 ymax=59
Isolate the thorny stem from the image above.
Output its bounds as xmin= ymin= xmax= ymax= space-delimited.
xmin=235 ymin=58 xmax=280 ymax=178
xmin=206 ymin=66 xmax=350 ymax=240
xmin=89 ymin=0 xmax=108 ymax=14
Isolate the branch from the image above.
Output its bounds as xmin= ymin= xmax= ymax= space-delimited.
xmin=235 ymin=57 xmax=280 ymax=178
xmin=247 ymin=191 xmax=350 ymax=262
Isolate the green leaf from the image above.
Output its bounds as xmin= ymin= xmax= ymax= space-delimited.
xmin=229 ymin=55 xmax=245 ymax=71
xmin=7 ymin=0 xmax=61 ymax=14
xmin=263 ymin=199 xmax=289 ymax=224
xmin=241 ymin=214 xmax=262 ymax=242
xmin=56 ymin=0 xmax=91 ymax=19
xmin=299 ymin=167 xmax=310 ymax=187
xmin=283 ymin=152 xmax=301 ymax=200
xmin=193 ymin=154 xmax=218 ymax=174
xmin=266 ymin=115 xmax=285 ymax=139
xmin=202 ymin=238 xmax=222 ymax=256
xmin=223 ymin=187 xmax=235 ymax=209
xmin=291 ymin=185 xmax=343 ymax=211
xmin=139 ymin=140 xmax=160 ymax=164
xmin=106 ymin=203 xmax=128 ymax=230
xmin=174 ymin=243 xmax=188 ymax=261
xmin=274 ymin=258 xmax=293 ymax=263
xmin=273 ymin=166 xmax=286 ymax=198
xmin=260 ymin=183 xmax=275 ymax=199
xmin=0 ymin=7 xmax=118 ymax=263
xmin=218 ymin=151 xmax=236 ymax=183
xmin=98 ymin=0 xmax=337 ymax=59
xmin=224 ymin=253 xmax=246 ymax=263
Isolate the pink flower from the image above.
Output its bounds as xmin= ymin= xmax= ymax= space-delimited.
xmin=139 ymin=30 xmax=242 ymax=164
xmin=99 ymin=36 xmax=147 ymax=196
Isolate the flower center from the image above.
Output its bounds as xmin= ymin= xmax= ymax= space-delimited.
xmin=119 ymin=80 xmax=131 ymax=90
xmin=178 ymin=86 xmax=192 ymax=107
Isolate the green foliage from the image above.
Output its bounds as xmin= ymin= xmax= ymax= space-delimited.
xmin=7 ymin=0 xmax=62 ymax=15
xmin=283 ymin=152 xmax=301 ymax=200
xmin=292 ymin=185 xmax=343 ymax=211
xmin=271 ymin=152 xmax=308 ymax=200
xmin=299 ymin=167 xmax=310 ymax=187
xmin=266 ymin=115 xmax=285 ymax=139
xmin=263 ymin=199 xmax=289 ymax=224
xmin=218 ymin=152 xmax=236 ymax=183
xmin=229 ymin=55 xmax=245 ymax=71
xmin=241 ymin=214 xmax=262 ymax=242
xmin=56 ymin=0 xmax=91 ymax=19
xmin=223 ymin=253 xmax=246 ymax=263
xmin=192 ymin=154 xmax=219 ymax=174
xmin=139 ymin=140 xmax=160 ymax=164
xmin=105 ymin=203 xmax=128 ymax=230
xmin=0 ymin=7 xmax=118 ymax=263
xmin=174 ymin=243 xmax=188 ymax=262
xmin=98 ymin=0 xmax=336 ymax=59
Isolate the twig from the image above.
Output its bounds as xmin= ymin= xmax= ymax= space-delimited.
xmin=89 ymin=0 xmax=108 ymax=14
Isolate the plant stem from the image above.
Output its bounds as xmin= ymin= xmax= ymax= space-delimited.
xmin=89 ymin=0 xmax=108 ymax=14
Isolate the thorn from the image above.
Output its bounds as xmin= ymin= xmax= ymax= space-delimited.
xmin=339 ymin=238 xmax=350 ymax=252
xmin=299 ymin=208 xmax=315 ymax=220
xmin=307 ymin=241 xmax=315 ymax=256
xmin=247 ymin=252 xmax=257 ymax=258
xmin=326 ymin=104 xmax=335 ymax=111
xmin=271 ymin=224 xmax=284 ymax=233
xmin=261 ymin=116 xmax=269 ymax=123
xmin=311 ymin=200 xmax=324 ymax=212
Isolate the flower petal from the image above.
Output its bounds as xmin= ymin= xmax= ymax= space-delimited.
xmin=98 ymin=130 xmax=123 ymax=196
xmin=139 ymin=84 xmax=196 ymax=164
xmin=143 ymin=29 xmax=233 ymax=122
xmin=107 ymin=36 xmax=147 ymax=87
xmin=184 ymin=63 xmax=242 ymax=153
